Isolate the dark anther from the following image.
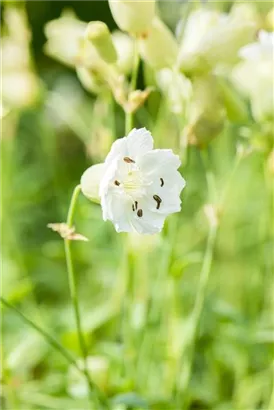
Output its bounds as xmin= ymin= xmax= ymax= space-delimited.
xmin=137 ymin=209 xmax=143 ymax=217
xmin=124 ymin=157 xmax=135 ymax=163
xmin=114 ymin=180 xmax=120 ymax=186
xmin=132 ymin=203 xmax=135 ymax=211
xmin=153 ymin=194 xmax=162 ymax=210
xmin=135 ymin=201 xmax=138 ymax=210
xmin=160 ymin=178 xmax=164 ymax=187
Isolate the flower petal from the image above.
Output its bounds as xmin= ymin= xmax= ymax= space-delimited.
xmin=147 ymin=177 xmax=184 ymax=215
xmin=80 ymin=163 xmax=105 ymax=202
xmin=127 ymin=128 xmax=153 ymax=158
xmin=101 ymin=192 xmax=133 ymax=232
xmin=105 ymin=137 xmax=127 ymax=166
xmin=137 ymin=149 xmax=181 ymax=177
xmin=130 ymin=200 xmax=166 ymax=234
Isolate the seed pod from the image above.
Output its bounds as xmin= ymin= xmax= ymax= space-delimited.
xmin=138 ymin=17 xmax=178 ymax=69
xmin=85 ymin=21 xmax=117 ymax=64
xmin=108 ymin=0 xmax=155 ymax=36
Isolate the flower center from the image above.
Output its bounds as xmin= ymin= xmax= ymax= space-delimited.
xmin=122 ymin=167 xmax=147 ymax=198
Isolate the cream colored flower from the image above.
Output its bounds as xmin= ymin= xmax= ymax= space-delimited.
xmin=138 ymin=17 xmax=179 ymax=69
xmin=108 ymin=0 xmax=155 ymax=36
xmin=178 ymin=8 xmax=257 ymax=73
xmin=239 ymin=30 xmax=274 ymax=61
xmin=81 ymin=128 xmax=185 ymax=234
xmin=44 ymin=9 xmax=86 ymax=67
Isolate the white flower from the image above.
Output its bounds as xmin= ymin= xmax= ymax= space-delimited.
xmin=239 ymin=30 xmax=274 ymax=61
xmin=81 ymin=128 xmax=185 ymax=234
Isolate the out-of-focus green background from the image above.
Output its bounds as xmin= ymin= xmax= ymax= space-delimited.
xmin=1 ymin=1 xmax=274 ymax=409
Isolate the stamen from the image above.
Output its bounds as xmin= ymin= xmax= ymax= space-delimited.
xmin=160 ymin=178 xmax=164 ymax=187
xmin=124 ymin=157 xmax=135 ymax=163
xmin=114 ymin=180 xmax=120 ymax=186
xmin=135 ymin=201 xmax=138 ymax=210
xmin=153 ymin=194 xmax=162 ymax=210
xmin=137 ymin=209 xmax=143 ymax=217
xmin=132 ymin=203 xmax=135 ymax=211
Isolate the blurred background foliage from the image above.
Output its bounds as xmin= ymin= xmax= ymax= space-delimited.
xmin=1 ymin=0 xmax=274 ymax=409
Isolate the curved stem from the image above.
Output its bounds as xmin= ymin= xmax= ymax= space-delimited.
xmin=1 ymin=296 xmax=81 ymax=372
xmin=125 ymin=39 xmax=140 ymax=134
xmin=64 ymin=185 xmax=109 ymax=409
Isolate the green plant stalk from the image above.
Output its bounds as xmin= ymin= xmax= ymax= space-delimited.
xmin=1 ymin=297 xmax=81 ymax=372
xmin=125 ymin=39 xmax=140 ymax=134
xmin=176 ymin=150 xmax=218 ymax=407
xmin=64 ymin=185 xmax=109 ymax=410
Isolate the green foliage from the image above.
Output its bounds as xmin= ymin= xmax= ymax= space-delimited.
xmin=1 ymin=1 xmax=274 ymax=409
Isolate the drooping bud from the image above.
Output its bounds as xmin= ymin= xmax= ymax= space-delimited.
xmin=85 ymin=21 xmax=117 ymax=64
xmin=186 ymin=74 xmax=225 ymax=148
xmin=108 ymin=0 xmax=155 ymax=36
xmin=138 ymin=17 xmax=179 ymax=69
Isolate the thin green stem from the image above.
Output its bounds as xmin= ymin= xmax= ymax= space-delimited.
xmin=125 ymin=39 xmax=140 ymax=134
xmin=64 ymin=185 xmax=109 ymax=410
xmin=1 ymin=297 xmax=81 ymax=372
xmin=176 ymin=149 xmax=218 ymax=407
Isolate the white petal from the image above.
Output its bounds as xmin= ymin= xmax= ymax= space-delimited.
xmin=126 ymin=128 xmax=153 ymax=158
xmin=105 ymin=137 xmax=127 ymax=166
xmin=101 ymin=192 xmax=133 ymax=233
xmin=80 ymin=163 xmax=105 ymax=202
xmin=137 ymin=149 xmax=181 ymax=177
xmin=258 ymin=30 xmax=274 ymax=46
xmin=129 ymin=198 xmax=166 ymax=234
xmin=147 ymin=182 xmax=183 ymax=215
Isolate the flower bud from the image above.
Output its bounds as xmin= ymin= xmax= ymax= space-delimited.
xmin=108 ymin=0 xmax=155 ymax=36
xmin=112 ymin=30 xmax=134 ymax=75
xmin=85 ymin=21 xmax=117 ymax=64
xmin=186 ymin=74 xmax=225 ymax=147
xmin=138 ymin=17 xmax=178 ymax=69
xmin=80 ymin=163 xmax=105 ymax=203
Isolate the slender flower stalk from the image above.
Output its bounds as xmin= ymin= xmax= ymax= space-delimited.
xmin=125 ymin=40 xmax=140 ymax=134
xmin=1 ymin=297 xmax=81 ymax=371
xmin=176 ymin=150 xmax=218 ymax=407
xmin=64 ymin=185 xmax=109 ymax=409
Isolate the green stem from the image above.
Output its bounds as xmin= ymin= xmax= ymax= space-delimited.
xmin=64 ymin=185 xmax=109 ymax=410
xmin=125 ymin=39 xmax=140 ymax=134
xmin=177 ymin=150 xmax=218 ymax=407
xmin=1 ymin=297 xmax=81 ymax=372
